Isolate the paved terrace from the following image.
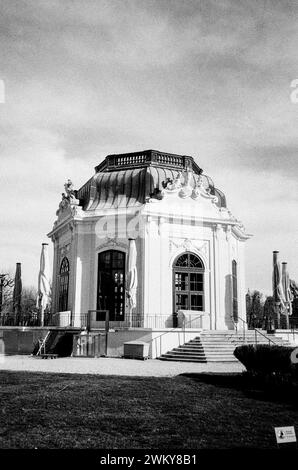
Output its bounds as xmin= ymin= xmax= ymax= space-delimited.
xmin=0 ymin=355 xmax=245 ymax=376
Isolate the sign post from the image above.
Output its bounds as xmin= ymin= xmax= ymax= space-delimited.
xmin=274 ymin=426 xmax=297 ymax=447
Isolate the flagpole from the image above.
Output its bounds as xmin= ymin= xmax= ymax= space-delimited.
xmin=41 ymin=243 xmax=47 ymax=327
xmin=282 ymin=262 xmax=290 ymax=329
xmin=273 ymin=251 xmax=280 ymax=330
xmin=13 ymin=263 xmax=22 ymax=326
xmin=37 ymin=243 xmax=50 ymax=327
xmin=126 ymin=239 xmax=137 ymax=327
xmin=40 ymin=295 xmax=44 ymax=327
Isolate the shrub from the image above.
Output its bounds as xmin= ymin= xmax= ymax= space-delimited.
xmin=234 ymin=344 xmax=297 ymax=375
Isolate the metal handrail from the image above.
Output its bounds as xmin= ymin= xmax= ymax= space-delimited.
xmin=276 ymin=326 xmax=298 ymax=344
xmin=76 ymin=312 xmax=202 ymax=330
xmin=80 ymin=312 xmax=177 ymax=329
xmin=231 ymin=315 xmax=280 ymax=346
xmin=147 ymin=312 xmax=206 ymax=350
xmin=228 ymin=316 xmax=246 ymax=343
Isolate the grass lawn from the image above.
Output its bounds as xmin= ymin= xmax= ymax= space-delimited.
xmin=0 ymin=371 xmax=297 ymax=449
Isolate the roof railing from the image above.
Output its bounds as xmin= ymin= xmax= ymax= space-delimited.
xmin=94 ymin=150 xmax=203 ymax=173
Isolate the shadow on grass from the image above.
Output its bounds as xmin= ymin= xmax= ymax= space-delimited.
xmin=179 ymin=372 xmax=298 ymax=407
xmin=1 ymin=370 xmax=298 ymax=449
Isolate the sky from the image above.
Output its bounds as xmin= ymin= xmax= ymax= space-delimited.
xmin=0 ymin=0 xmax=298 ymax=296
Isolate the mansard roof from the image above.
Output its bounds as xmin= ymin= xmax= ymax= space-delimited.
xmin=76 ymin=149 xmax=227 ymax=210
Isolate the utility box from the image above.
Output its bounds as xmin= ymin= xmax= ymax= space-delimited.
xmin=123 ymin=341 xmax=149 ymax=360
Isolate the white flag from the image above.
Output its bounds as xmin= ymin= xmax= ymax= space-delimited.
xmin=37 ymin=243 xmax=51 ymax=311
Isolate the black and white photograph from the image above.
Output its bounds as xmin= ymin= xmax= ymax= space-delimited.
xmin=0 ymin=0 xmax=298 ymax=460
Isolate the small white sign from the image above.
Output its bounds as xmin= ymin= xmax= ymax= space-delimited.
xmin=275 ymin=426 xmax=296 ymax=444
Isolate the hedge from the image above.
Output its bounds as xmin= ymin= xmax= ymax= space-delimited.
xmin=234 ymin=344 xmax=298 ymax=376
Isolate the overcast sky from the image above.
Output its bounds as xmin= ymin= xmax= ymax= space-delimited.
xmin=0 ymin=0 xmax=298 ymax=296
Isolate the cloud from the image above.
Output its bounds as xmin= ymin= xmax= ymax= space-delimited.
xmin=0 ymin=0 xmax=297 ymax=295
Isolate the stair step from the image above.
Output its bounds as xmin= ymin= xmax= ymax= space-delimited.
xmin=163 ymin=353 xmax=235 ymax=359
xmin=164 ymin=351 xmax=206 ymax=357
xmin=159 ymin=357 xmax=207 ymax=363
xmin=199 ymin=342 xmax=237 ymax=345
xmin=204 ymin=359 xmax=237 ymax=362
xmin=205 ymin=355 xmax=235 ymax=359
xmin=159 ymin=356 xmax=236 ymax=363
xmin=194 ymin=347 xmax=236 ymax=349
xmin=159 ymin=329 xmax=290 ymax=363
xmin=169 ymin=346 xmax=202 ymax=351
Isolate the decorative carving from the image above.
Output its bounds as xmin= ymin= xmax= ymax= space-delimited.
xmin=56 ymin=179 xmax=80 ymax=219
xmin=56 ymin=193 xmax=69 ymax=214
xmin=64 ymin=179 xmax=76 ymax=200
xmin=160 ymin=170 xmax=218 ymax=203
xmin=147 ymin=187 xmax=164 ymax=202
xmin=183 ymin=238 xmax=193 ymax=251
xmin=106 ymin=237 xmax=117 ymax=246
xmin=162 ymin=172 xmax=182 ymax=192
xmin=193 ymin=174 xmax=218 ymax=203
xmin=179 ymin=171 xmax=192 ymax=198
xmin=170 ymin=238 xmax=208 ymax=260
xmin=191 ymin=174 xmax=203 ymax=200
xmin=97 ymin=237 xmax=127 ymax=251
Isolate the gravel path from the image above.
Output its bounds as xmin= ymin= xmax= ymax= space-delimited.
xmin=0 ymin=355 xmax=245 ymax=376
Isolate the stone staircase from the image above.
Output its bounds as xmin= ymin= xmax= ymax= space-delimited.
xmin=158 ymin=330 xmax=290 ymax=363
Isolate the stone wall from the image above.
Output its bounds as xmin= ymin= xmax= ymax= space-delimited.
xmin=0 ymin=327 xmax=49 ymax=355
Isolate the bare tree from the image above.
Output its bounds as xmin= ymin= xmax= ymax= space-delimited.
xmin=246 ymin=290 xmax=264 ymax=328
xmin=20 ymin=286 xmax=38 ymax=324
xmin=290 ymin=279 xmax=298 ymax=298
xmin=0 ymin=270 xmax=14 ymax=321
xmin=290 ymin=279 xmax=298 ymax=328
xmin=263 ymin=295 xmax=275 ymax=330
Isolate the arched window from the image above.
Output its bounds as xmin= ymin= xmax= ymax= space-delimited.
xmin=97 ymin=250 xmax=125 ymax=321
xmin=59 ymin=257 xmax=69 ymax=312
xmin=173 ymin=252 xmax=205 ymax=312
xmin=232 ymin=260 xmax=238 ymax=322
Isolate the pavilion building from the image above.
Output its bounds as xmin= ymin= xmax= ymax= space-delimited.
xmin=48 ymin=149 xmax=251 ymax=344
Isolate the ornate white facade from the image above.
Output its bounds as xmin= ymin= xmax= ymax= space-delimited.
xmin=48 ymin=150 xmax=251 ymax=331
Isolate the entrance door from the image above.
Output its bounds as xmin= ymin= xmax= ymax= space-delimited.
xmin=97 ymin=250 xmax=125 ymax=321
xmin=173 ymin=252 xmax=204 ymax=314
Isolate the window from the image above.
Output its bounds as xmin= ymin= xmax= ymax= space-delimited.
xmin=97 ymin=250 xmax=125 ymax=321
xmin=59 ymin=257 xmax=69 ymax=312
xmin=173 ymin=252 xmax=204 ymax=312
xmin=232 ymin=260 xmax=238 ymax=322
